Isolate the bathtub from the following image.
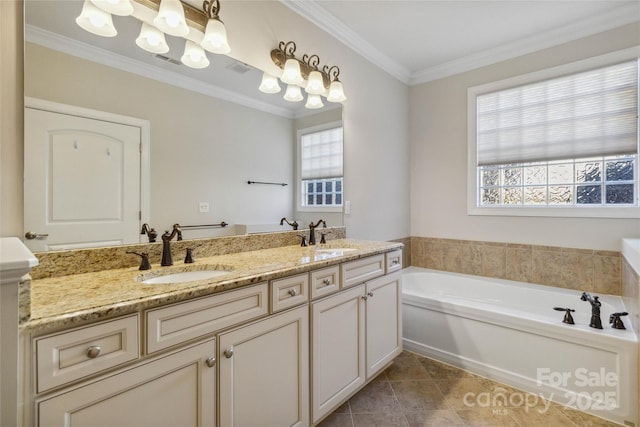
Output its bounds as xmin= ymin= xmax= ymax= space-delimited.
xmin=402 ymin=267 xmax=638 ymax=426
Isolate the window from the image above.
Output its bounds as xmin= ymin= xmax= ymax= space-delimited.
xmin=468 ymin=48 xmax=639 ymax=218
xmin=298 ymin=123 xmax=343 ymax=212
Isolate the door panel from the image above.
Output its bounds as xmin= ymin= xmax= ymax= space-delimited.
xmin=24 ymin=108 xmax=141 ymax=251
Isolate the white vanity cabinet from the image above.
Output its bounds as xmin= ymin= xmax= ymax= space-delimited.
xmin=311 ymin=254 xmax=403 ymax=424
xmin=218 ymin=304 xmax=309 ymax=427
xmin=36 ymin=338 xmax=216 ymax=427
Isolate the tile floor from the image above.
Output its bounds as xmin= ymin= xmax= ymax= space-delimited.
xmin=319 ymin=351 xmax=621 ymax=427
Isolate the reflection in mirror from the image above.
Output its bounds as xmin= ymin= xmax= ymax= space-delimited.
xmin=23 ymin=0 xmax=343 ymax=251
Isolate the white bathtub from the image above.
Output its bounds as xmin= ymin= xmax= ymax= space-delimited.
xmin=402 ymin=267 xmax=638 ymax=426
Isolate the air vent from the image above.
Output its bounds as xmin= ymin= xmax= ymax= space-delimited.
xmin=154 ymin=54 xmax=182 ymax=65
xmin=226 ymin=61 xmax=251 ymax=74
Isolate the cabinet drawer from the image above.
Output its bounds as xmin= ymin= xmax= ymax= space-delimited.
xmin=146 ymin=283 xmax=268 ymax=354
xmin=271 ymin=273 xmax=309 ymax=312
xmin=341 ymin=254 xmax=385 ymax=288
xmin=35 ymin=314 xmax=139 ymax=393
xmin=385 ymin=249 xmax=403 ymax=273
xmin=310 ymin=266 xmax=340 ymax=299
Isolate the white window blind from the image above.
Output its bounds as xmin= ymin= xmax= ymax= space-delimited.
xmin=476 ymin=60 xmax=638 ymax=166
xmin=301 ymin=126 xmax=343 ymax=179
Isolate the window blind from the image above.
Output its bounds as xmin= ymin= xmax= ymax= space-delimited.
xmin=301 ymin=127 xmax=343 ymax=179
xmin=476 ymin=60 xmax=638 ymax=166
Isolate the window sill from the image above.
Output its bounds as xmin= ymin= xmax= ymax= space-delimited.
xmin=468 ymin=205 xmax=640 ymax=219
xmin=297 ymin=206 xmax=343 ymax=214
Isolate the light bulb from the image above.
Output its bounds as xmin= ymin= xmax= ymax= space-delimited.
xmin=153 ymin=0 xmax=188 ymax=37
xmin=90 ymin=0 xmax=133 ymax=16
xmin=201 ymin=18 xmax=230 ymax=54
xmin=76 ymin=0 xmax=117 ymax=37
xmin=181 ymin=40 xmax=209 ymax=69
xmin=258 ymin=72 xmax=281 ymax=94
xmin=281 ymin=58 xmax=304 ymax=85
xmin=305 ymin=94 xmax=324 ymax=109
xmin=327 ymin=80 xmax=347 ymax=103
xmin=136 ymin=23 xmax=169 ymax=54
xmin=283 ymin=84 xmax=304 ymax=102
xmin=305 ymin=70 xmax=325 ymax=95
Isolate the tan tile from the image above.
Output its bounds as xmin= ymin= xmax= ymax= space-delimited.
xmin=482 ymin=244 xmax=507 ymax=279
xmin=332 ymin=401 xmax=351 ymax=414
xmin=531 ymin=248 xmax=563 ymax=286
xmin=385 ymin=352 xmax=431 ymax=381
xmin=460 ymin=244 xmax=483 ymax=275
xmin=352 ymin=413 xmax=409 ymax=427
xmin=425 ymin=239 xmax=444 ymax=271
xmin=557 ymin=406 xmax=621 ymax=426
xmin=560 ymin=251 xmax=594 ymax=291
xmin=455 ymin=407 xmax=520 ymax=426
xmin=593 ymin=255 xmax=621 ymax=295
xmin=390 ymin=380 xmax=450 ymax=411
xmin=318 ymin=412 xmax=354 ymax=427
xmin=349 ymin=380 xmax=402 ymax=414
xmin=434 ymin=378 xmax=490 ymax=410
xmin=417 ymin=358 xmax=475 ymax=380
xmin=507 ymin=406 xmax=574 ymax=426
xmin=442 ymin=242 xmax=463 ymax=272
xmin=404 ymin=409 xmax=464 ymax=427
xmin=505 ymin=246 xmax=532 ymax=282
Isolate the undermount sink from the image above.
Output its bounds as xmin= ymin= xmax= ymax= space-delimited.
xmin=140 ymin=270 xmax=230 ymax=285
xmin=315 ymin=248 xmax=357 ymax=255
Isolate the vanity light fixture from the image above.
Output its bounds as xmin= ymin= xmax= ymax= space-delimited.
xmin=258 ymin=41 xmax=347 ymax=109
xmin=76 ymin=0 xmax=231 ymax=69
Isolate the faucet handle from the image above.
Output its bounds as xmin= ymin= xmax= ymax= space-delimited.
xmin=297 ymin=234 xmax=308 ymax=247
xmin=127 ymin=251 xmax=152 ymax=270
xmin=319 ymin=230 xmax=332 ymax=244
xmin=184 ymin=245 xmax=201 ymax=264
xmin=553 ymin=307 xmax=575 ymax=325
xmin=609 ymin=312 xmax=628 ymax=330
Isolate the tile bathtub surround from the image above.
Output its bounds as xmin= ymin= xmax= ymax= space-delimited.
xmin=411 ymin=237 xmax=622 ymax=296
xmin=30 ymin=227 xmax=346 ymax=279
xmin=320 ymin=351 xmax=619 ymax=427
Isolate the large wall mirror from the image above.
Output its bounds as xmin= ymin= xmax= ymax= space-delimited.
xmin=23 ymin=0 xmax=343 ymax=251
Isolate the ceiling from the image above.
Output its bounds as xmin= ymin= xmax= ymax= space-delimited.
xmin=283 ymin=0 xmax=640 ymax=84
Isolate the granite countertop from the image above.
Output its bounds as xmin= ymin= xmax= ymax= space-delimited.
xmin=25 ymin=239 xmax=402 ymax=333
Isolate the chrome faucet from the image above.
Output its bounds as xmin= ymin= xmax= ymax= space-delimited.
xmin=308 ymin=219 xmax=326 ymax=245
xmin=161 ymin=224 xmax=182 ymax=266
xmin=280 ymin=217 xmax=299 ymax=230
xmin=580 ymin=292 xmax=603 ymax=329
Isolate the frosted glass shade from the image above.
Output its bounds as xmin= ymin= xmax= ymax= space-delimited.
xmin=201 ymin=18 xmax=230 ymax=54
xmin=281 ymin=59 xmax=304 ymax=85
xmin=153 ymin=0 xmax=189 ymax=37
xmin=258 ymin=72 xmax=281 ymax=94
xmin=327 ymin=80 xmax=347 ymax=103
xmin=90 ymin=0 xmax=133 ymax=16
xmin=305 ymin=94 xmax=324 ymax=109
xmin=135 ymin=23 xmax=169 ymax=54
xmin=305 ymin=70 xmax=325 ymax=95
xmin=181 ymin=40 xmax=209 ymax=68
xmin=76 ymin=0 xmax=117 ymax=37
xmin=283 ymin=84 xmax=304 ymax=102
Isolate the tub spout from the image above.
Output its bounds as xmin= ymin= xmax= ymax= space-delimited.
xmin=580 ymin=292 xmax=603 ymax=329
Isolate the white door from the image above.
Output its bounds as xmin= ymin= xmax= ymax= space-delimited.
xmin=24 ymin=108 xmax=142 ymax=251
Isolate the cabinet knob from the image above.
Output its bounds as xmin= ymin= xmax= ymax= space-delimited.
xmin=223 ymin=348 xmax=234 ymax=358
xmin=322 ymin=279 xmax=331 ymax=287
xmin=361 ymin=295 xmax=368 ymax=301
xmin=367 ymin=291 xmax=374 ymax=298
xmin=288 ymin=289 xmax=297 ymax=296
xmin=205 ymin=357 xmax=216 ymax=368
xmin=86 ymin=346 xmax=101 ymax=359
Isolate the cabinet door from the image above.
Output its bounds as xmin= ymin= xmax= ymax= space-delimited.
xmin=366 ymin=272 xmax=402 ymax=378
xmin=37 ymin=339 xmax=216 ymax=427
xmin=311 ymin=285 xmax=366 ymax=424
xmin=218 ymin=305 xmax=309 ymax=427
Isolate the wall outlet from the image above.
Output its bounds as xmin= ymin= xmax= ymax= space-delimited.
xmin=199 ymin=202 xmax=210 ymax=213
xmin=344 ymin=200 xmax=351 ymax=215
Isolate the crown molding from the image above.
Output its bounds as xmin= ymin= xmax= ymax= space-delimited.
xmin=25 ymin=25 xmax=295 ymax=118
xmin=281 ymin=1 xmax=639 ymax=86
xmin=410 ymin=2 xmax=640 ymax=85
xmin=280 ymin=0 xmax=411 ymax=84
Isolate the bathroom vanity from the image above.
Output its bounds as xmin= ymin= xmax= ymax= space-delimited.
xmin=19 ymin=239 xmax=403 ymax=426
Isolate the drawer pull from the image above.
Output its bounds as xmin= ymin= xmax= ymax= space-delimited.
xmin=205 ymin=357 xmax=216 ymax=368
xmin=288 ymin=289 xmax=297 ymax=297
xmin=223 ymin=348 xmax=234 ymax=359
xmin=86 ymin=346 xmax=102 ymax=359
xmin=322 ymin=279 xmax=331 ymax=287
xmin=391 ymin=259 xmax=400 ymax=265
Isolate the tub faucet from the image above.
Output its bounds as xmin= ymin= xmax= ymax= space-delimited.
xmin=280 ymin=217 xmax=299 ymax=230
xmin=580 ymin=292 xmax=603 ymax=329
xmin=308 ymin=219 xmax=326 ymax=245
xmin=161 ymin=224 xmax=182 ymax=266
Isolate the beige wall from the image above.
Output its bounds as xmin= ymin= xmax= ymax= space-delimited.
xmin=2 ymin=1 xmax=411 ymax=243
xmin=410 ymin=23 xmax=640 ymax=251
